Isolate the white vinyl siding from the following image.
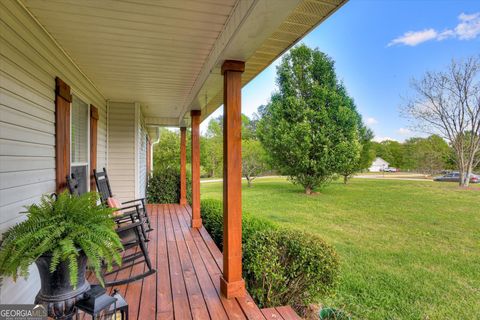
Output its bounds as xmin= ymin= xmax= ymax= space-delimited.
xmin=0 ymin=1 xmax=107 ymax=303
xmin=107 ymin=102 xmax=136 ymax=203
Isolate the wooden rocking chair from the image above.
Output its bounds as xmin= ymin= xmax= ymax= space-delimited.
xmin=66 ymin=174 xmax=156 ymax=286
xmin=93 ymin=168 xmax=153 ymax=232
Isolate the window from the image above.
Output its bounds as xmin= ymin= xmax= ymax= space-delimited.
xmin=71 ymin=95 xmax=89 ymax=194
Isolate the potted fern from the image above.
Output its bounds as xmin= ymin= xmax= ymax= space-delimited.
xmin=0 ymin=191 xmax=123 ymax=318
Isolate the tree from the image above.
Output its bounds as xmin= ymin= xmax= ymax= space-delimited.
xmin=403 ymin=135 xmax=450 ymax=174
xmin=152 ymin=128 xmax=180 ymax=172
xmin=371 ymin=140 xmax=405 ymax=168
xmin=257 ymin=44 xmax=365 ymax=194
xmin=403 ymin=56 xmax=480 ymax=186
xmin=336 ymin=140 xmax=361 ymax=184
xmin=357 ymin=128 xmax=376 ymax=171
xmin=338 ymin=127 xmax=375 ymax=184
xmin=201 ymin=117 xmax=223 ymax=177
xmin=242 ymin=140 xmax=268 ymax=187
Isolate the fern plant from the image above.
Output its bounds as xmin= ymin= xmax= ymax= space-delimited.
xmin=0 ymin=191 xmax=123 ymax=287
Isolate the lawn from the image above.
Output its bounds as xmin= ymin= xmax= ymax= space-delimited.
xmin=200 ymin=178 xmax=480 ymax=320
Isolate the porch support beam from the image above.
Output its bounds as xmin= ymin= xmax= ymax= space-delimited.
xmin=220 ymin=60 xmax=245 ymax=299
xmin=191 ymin=110 xmax=202 ymax=228
xmin=180 ymin=127 xmax=187 ymax=206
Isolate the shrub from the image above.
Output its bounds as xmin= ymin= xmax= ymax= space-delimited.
xmin=200 ymin=199 xmax=339 ymax=313
xmin=200 ymin=199 xmax=275 ymax=251
xmin=147 ymin=167 xmax=191 ymax=204
xmin=244 ymin=229 xmax=339 ymax=311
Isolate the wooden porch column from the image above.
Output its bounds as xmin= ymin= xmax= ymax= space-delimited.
xmin=180 ymin=127 xmax=187 ymax=206
xmin=220 ymin=60 xmax=245 ymax=298
xmin=191 ymin=111 xmax=202 ymax=228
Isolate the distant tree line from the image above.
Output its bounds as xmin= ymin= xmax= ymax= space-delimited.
xmin=371 ymin=136 xmax=454 ymax=174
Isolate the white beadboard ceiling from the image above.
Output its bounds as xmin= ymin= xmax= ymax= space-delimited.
xmin=20 ymin=0 xmax=346 ymax=126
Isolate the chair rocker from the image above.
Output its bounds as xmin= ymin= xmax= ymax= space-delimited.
xmin=93 ymin=168 xmax=153 ymax=232
xmin=66 ymin=174 xmax=156 ymax=286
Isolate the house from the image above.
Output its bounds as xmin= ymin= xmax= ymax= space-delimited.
xmin=369 ymin=157 xmax=390 ymax=172
xmin=0 ymin=0 xmax=347 ymax=317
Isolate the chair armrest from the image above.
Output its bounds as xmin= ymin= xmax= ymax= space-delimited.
xmin=114 ymin=204 xmax=140 ymax=211
xmin=122 ymin=198 xmax=146 ymax=205
xmin=116 ymin=221 xmax=142 ymax=233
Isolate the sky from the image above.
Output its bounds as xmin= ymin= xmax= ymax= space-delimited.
xmin=202 ymin=0 xmax=480 ymax=142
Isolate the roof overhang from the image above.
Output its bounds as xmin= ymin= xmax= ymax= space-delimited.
xmin=20 ymin=0 xmax=347 ymax=126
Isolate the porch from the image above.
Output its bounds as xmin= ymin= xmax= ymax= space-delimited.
xmin=88 ymin=204 xmax=299 ymax=320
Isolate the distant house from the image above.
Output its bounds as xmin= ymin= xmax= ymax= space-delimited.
xmin=369 ymin=157 xmax=390 ymax=172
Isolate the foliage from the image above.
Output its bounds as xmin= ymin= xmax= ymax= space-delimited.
xmin=403 ymin=135 xmax=451 ymax=174
xmin=244 ymin=229 xmax=339 ymax=311
xmin=153 ymin=128 xmax=191 ymax=171
xmin=402 ymin=56 xmax=480 ymax=186
xmin=371 ymin=135 xmax=453 ymax=173
xmin=201 ymin=118 xmax=223 ymax=177
xmin=200 ymin=199 xmax=275 ymax=251
xmin=201 ymin=178 xmax=480 ymax=320
xmin=200 ymin=199 xmax=339 ymax=314
xmin=335 ymin=140 xmax=362 ymax=184
xmin=371 ymin=140 xmax=406 ymax=168
xmin=0 ymin=192 xmax=122 ymax=287
xmin=200 ymin=114 xmax=262 ymax=178
xmin=257 ymin=44 xmax=366 ymax=193
xmin=242 ymin=140 xmax=269 ymax=186
xmin=147 ymin=167 xmax=191 ymax=204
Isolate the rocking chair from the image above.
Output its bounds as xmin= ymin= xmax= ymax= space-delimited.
xmin=66 ymin=174 xmax=156 ymax=286
xmin=93 ymin=168 xmax=153 ymax=232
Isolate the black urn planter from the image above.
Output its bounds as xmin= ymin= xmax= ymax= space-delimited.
xmin=35 ymin=251 xmax=91 ymax=320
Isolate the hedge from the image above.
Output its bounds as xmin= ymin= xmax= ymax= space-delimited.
xmin=147 ymin=168 xmax=191 ymax=204
xmin=200 ymin=199 xmax=339 ymax=313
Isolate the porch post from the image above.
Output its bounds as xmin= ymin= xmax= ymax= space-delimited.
xmin=220 ymin=60 xmax=245 ymax=298
xmin=191 ymin=110 xmax=202 ymax=228
xmin=180 ymin=127 xmax=187 ymax=206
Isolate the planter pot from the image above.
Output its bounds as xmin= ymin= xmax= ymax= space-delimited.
xmin=35 ymin=251 xmax=91 ymax=320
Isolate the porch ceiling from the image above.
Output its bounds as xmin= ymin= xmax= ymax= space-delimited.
xmin=20 ymin=0 xmax=346 ymax=126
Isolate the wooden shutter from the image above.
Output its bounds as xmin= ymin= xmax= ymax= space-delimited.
xmin=90 ymin=105 xmax=99 ymax=191
xmin=55 ymin=77 xmax=72 ymax=193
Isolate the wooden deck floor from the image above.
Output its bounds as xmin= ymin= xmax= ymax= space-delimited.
xmin=87 ymin=204 xmax=300 ymax=320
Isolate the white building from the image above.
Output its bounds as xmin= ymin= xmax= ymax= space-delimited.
xmin=369 ymin=157 xmax=390 ymax=172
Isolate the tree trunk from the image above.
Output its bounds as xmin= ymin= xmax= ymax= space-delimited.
xmin=305 ymin=187 xmax=312 ymax=195
xmin=343 ymin=175 xmax=348 ymax=184
xmin=247 ymin=177 xmax=252 ymax=187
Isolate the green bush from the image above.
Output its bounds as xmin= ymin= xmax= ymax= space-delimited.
xmin=147 ymin=168 xmax=191 ymax=204
xmin=200 ymin=199 xmax=339 ymax=313
xmin=200 ymin=199 xmax=274 ymax=251
xmin=244 ymin=229 xmax=339 ymax=311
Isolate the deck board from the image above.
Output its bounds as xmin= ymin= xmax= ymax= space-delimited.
xmin=86 ymin=204 xmax=298 ymax=320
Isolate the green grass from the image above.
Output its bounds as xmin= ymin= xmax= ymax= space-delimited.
xmin=201 ymin=178 xmax=480 ymax=320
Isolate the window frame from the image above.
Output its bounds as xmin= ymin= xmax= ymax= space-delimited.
xmin=70 ymin=91 xmax=91 ymax=192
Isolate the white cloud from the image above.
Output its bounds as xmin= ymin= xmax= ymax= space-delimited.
xmin=397 ymin=128 xmax=411 ymax=135
xmin=366 ymin=117 xmax=378 ymax=125
xmin=373 ymin=136 xmax=397 ymax=143
xmin=455 ymin=12 xmax=480 ymax=40
xmin=388 ymin=29 xmax=438 ymax=47
xmin=388 ymin=12 xmax=480 ymax=46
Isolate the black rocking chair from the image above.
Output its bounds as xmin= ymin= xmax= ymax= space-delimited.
xmin=93 ymin=168 xmax=153 ymax=232
xmin=66 ymin=174 xmax=156 ymax=286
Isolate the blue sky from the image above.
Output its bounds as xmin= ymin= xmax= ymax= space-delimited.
xmin=202 ymin=0 xmax=480 ymax=141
